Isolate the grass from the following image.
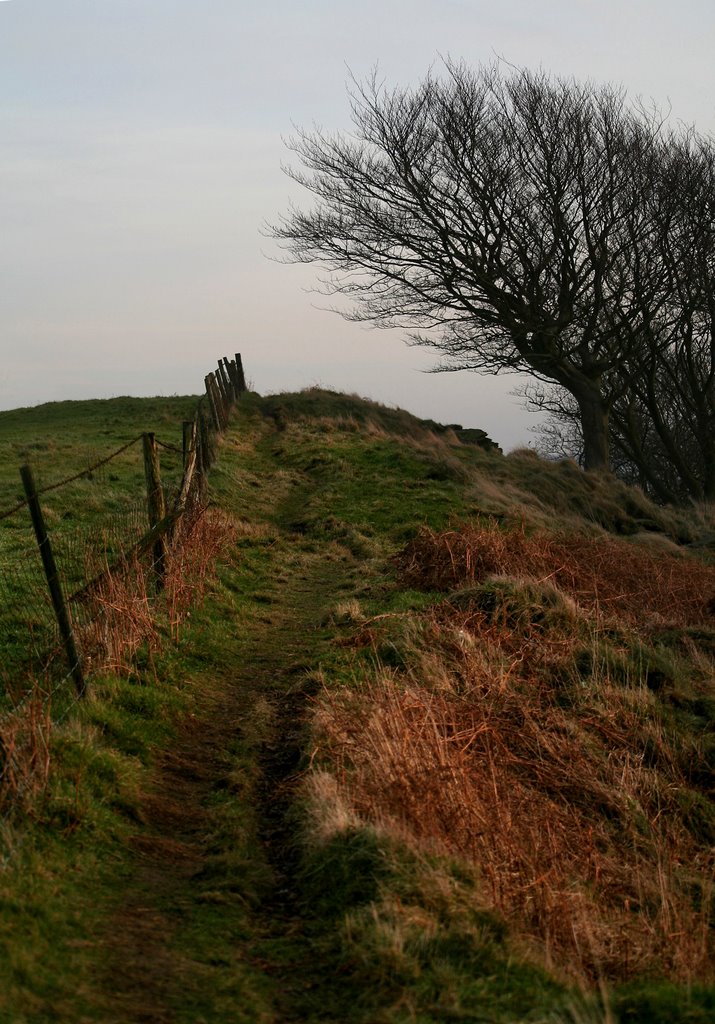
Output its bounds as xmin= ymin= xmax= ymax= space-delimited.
xmin=0 ymin=394 xmax=199 ymax=525
xmin=0 ymin=394 xmax=202 ymax=691
xmin=0 ymin=385 xmax=713 ymax=1021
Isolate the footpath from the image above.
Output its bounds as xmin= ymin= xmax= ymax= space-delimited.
xmin=98 ymin=443 xmax=361 ymax=1023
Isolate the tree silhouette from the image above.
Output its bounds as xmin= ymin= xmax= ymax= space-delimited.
xmin=274 ymin=62 xmax=674 ymax=471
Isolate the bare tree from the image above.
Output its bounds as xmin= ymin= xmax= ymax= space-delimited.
xmin=529 ymin=131 xmax=715 ymax=503
xmin=273 ymin=62 xmax=671 ymax=471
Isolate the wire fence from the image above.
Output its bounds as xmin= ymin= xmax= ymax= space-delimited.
xmin=0 ymin=353 xmax=247 ymax=725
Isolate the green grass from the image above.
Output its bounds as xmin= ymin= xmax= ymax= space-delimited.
xmin=0 ymin=394 xmax=199 ymax=513
xmin=0 ymin=395 xmax=201 ymax=690
xmin=0 ymin=387 xmax=713 ymax=1022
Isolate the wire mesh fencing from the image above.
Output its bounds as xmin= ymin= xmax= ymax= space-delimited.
xmin=0 ymin=353 xmax=247 ymax=719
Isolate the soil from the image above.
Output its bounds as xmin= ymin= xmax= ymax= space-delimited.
xmin=98 ymin=513 xmax=352 ymax=1022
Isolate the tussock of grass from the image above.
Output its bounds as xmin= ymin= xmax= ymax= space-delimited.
xmin=312 ymin=632 xmax=714 ymax=984
xmin=396 ymin=520 xmax=715 ymax=628
xmin=0 ymin=687 xmax=51 ymax=813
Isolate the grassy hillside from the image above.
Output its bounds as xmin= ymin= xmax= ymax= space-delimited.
xmin=0 ymin=396 xmax=199 ymax=688
xmin=0 ymin=387 xmax=714 ymax=1022
xmin=0 ymin=395 xmax=198 ymax=509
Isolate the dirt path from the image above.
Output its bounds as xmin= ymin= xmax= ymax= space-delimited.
xmin=98 ymin=481 xmax=356 ymax=1022
xmin=101 ymin=698 xmax=234 ymax=1023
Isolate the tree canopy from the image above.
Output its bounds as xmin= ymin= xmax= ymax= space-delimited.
xmin=274 ymin=62 xmax=714 ymax=487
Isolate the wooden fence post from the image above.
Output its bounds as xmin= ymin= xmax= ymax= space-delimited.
xmin=142 ymin=433 xmax=167 ymax=586
xmin=198 ymin=411 xmax=211 ymax=494
xmin=216 ymin=360 xmax=233 ymax=404
xmin=221 ymin=357 xmax=237 ymax=402
xmin=20 ymin=464 xmax=86 ymax=697
xmin=204 ymin=374 xmax=222 ymax=432
xmin=235 ymin=352 xmax=246 ymax=394
xmin=225 ymin=357 xmax=240 ymax=395
xmin=182 ymin=420 xmax=194 ymax=470
xmin=211 ymin=373 xmax=229 ymax=431
xmin=175 ymin=419 xmax=198 ymax=512
xmin=213 ymin=373 xmax=226 ymax=430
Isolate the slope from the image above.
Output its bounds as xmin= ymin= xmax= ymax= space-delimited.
xmin=0 ymin=387 xmax=713 ymax=1023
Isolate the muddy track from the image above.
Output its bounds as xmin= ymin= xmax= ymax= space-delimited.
xmin=256 ymin=685 xmax=311 ymax=914
xmin=99 ymin=483 xmax=353 ymax=1022
xmin=100 ymin=689 xmax=241 ymax=1024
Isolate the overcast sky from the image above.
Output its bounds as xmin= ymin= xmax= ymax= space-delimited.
xmin=1 ymin=0 xmax=713 ymax=449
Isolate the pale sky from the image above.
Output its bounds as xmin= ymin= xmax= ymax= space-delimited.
xmin=1 ymin=0 xmax=713 ymax=449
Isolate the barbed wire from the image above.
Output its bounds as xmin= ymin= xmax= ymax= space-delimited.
xmin=0 ymin=497 xmax=31 ymax=524
xmin=1 ymin=355 xmax=242 ymax=745
xmin=0 ymin=434 xmax=143 ymax=522
xmin=30 ymin=434 xmax=144 ymax=497
xmin=154 ymin=437 xmax=184 ymax=455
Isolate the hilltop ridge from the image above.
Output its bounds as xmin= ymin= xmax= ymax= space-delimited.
xmin=0 ymin=387 xmax=714 ymax=1022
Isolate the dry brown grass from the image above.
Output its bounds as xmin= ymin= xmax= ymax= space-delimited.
xmin=163 ymin=507 xmax=237 ymax=641
xmin=78 ymin=506 xmax=236 ymax=672
xmin=314 ymin=634 xmax=714 ymax=983
xmin=78 ymin=550 xmax=160 ymax=676
xmin=0 ymin=686 xmax=51 ymax=813
xmin=395 ymin=520 xmax=715 ymax=628
xmin=313 ymin=521 xmax=715 ymax=983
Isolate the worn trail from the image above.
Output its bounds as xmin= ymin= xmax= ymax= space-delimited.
xmin=101 ymin=702 xmax=233 ymax=1023
xmin=99 ymin=462 xmax=357 ymax=1022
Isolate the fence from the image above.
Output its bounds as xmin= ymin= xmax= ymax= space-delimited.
xmin=0 ymin=354 xmax=246 ymax=718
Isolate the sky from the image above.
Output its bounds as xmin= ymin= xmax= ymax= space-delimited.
xmin=1 ymin=0 xmax=714 ymax=450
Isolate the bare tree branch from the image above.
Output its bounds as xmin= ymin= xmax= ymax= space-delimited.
xmin=271 ymin=61 xmax=710 ymax=479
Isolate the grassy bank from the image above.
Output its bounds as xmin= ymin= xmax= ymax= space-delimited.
xmin=0 ymin=388 xmax=713 ymax=1021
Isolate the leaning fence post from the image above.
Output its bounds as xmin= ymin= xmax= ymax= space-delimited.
xmin=212 ymin=373 xmax=229 ymax=431
xmin=198 ymin=410 xmax=211 ymax=486
xmin=142 ymin=433 xmax=167 ymax=586
xmin=217 ymin=360 xmax=233 ymax=404
xmin=204 ymin=374 xmax=222 ymax=432
xmin=217 ymin=365 xmax=232 ymax=419
xmin=222 ymin=357 xmax=238 ymax=402
xmin=175 ymin=420 xmax=198 ymax=512
xmin=235 ymin=352 xmax=246 ymax=394
xmin=182 ymin=420 xmax=194 ymax=470
xmin=225 ymin=357 xmax=240 ymax=395
xmin=207 ymin=372 xmax=223 ymax=430
xmin=20 ymin=464 xmax=86 ymax=697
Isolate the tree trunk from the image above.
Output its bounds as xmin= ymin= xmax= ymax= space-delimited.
xmin=574 ymin=387 xmax=610 ymax=472
xmin=702 ymin=438 xmax=715 ymax=502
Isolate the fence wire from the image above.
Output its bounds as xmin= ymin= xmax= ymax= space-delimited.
xmin=0 ymin=436 xmax=153 ymax=705
xmin=0 ymin=544 xmax=58 ymax=694
xmin=0 ymin=434 xmax=143 ymax=522
xmin=0 ymin=354 xmax=241 ymax=728
xmin=53 ymin=495 xmax=149 ymax=594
